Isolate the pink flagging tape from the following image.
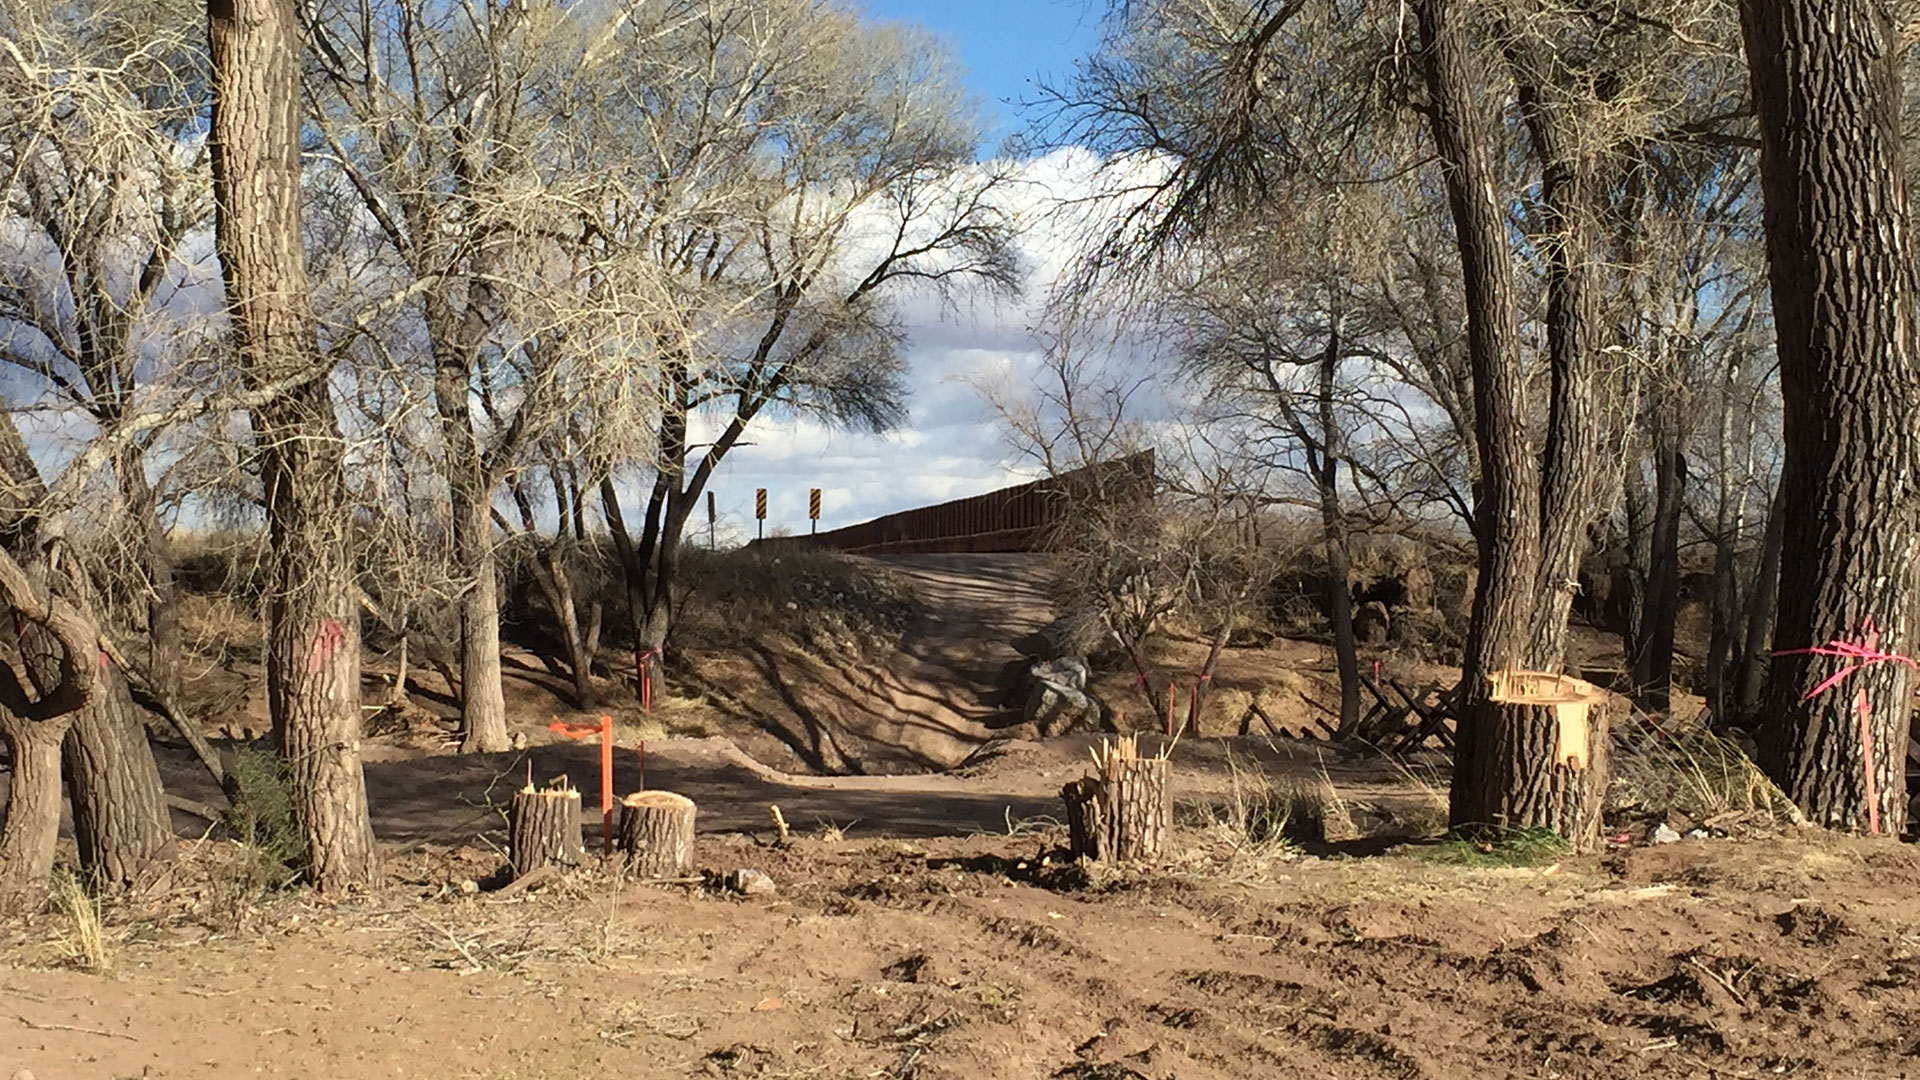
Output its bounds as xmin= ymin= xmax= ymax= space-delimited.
xmin=1775 ymin=617 xmax=1917 ymax=835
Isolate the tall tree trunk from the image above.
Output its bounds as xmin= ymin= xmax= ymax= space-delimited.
xmin=208 ymin=0 xmax=379 ymax=888
xmin=451 ymin=482 xmax=507 ymax=752
xmin=64 ymin=673 xmax=173 ymax=891
xmin=429 ymin=299 xmax=509 ymax=754
xmin=0 ymin=714 xmax=70 ymax=901
xmin=1511 ymin=54 xmax=1613 ymax=671
xmin=1736 ymin=488 xmax=1785 ymax=721
xmin=1636 ymin=418 xmax=1686 ymax=711
xmin=1740 ymin=0 xmax=1920 ymax=830
xmin=1417 ymin=0 xmax=1549 ymax=835
xmin=1313 ymin=329 xmax=1362 ymax=735
xmin=1705 ymin=361 xmax=1752 ymax=725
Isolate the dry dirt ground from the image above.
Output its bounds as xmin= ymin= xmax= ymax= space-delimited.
xmin=7 ymin=831 xmax=1920 ymax=1079
xmin=1 ymin=554 xmax=1899 ymax=1079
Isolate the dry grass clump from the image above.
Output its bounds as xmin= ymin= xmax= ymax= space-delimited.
xmin=1182 ymin=755 xmax=1357 ymax=866
xmin=49 ymin=868 xmax=110 ymax=972
xmin=1611 ymin=718 xmax=1801 ymax=828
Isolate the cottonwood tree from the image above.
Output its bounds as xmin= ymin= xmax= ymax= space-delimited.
xmin=568 ymin=0 xmax=1019 ymax=683
xmin=0 ymin=0 xmax=221 ymax=892
xmin=1048 ymin=0 xmax=1753 ymax=846
xmin=1154 ymin=194 xmax=1402 ymax=735
xmin=1739 ymin=0 xmax=1920 ymax=831
xmin=208 ymin=0 xmax=378 ymax=887
xmin=302 ymin=0 xmax=607 ymax=752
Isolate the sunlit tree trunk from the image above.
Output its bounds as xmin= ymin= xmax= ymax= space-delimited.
xmin=1740 ymin=0 xmax=1920 ymax=830
xmin=207 ymin=0 xmax=379 ymax=887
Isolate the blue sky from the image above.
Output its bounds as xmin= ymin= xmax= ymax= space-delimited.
xmin=863 ymin=0 xmax=1102 ymax=153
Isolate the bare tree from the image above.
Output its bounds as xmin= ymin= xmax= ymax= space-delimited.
xmin=569 ymin=1 xmax=1020 ymax=685
xmin=301 ymin=0 xmax=596 ymax=752
xmin=208 ymin=0 xmax=379 ymax=888
xmin=0 ymin=0 xmax=220 ymax=890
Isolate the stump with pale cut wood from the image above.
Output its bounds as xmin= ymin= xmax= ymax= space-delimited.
xmin=1452 ymin=670 xmax=1611 ymax=852
xmin=509 ymin=780 xmax=585 ymax=879
xmin=1061 ymin=736 xmax=1171 ymax=862
xmin=617 ymin=790 xmax=697 ymax=879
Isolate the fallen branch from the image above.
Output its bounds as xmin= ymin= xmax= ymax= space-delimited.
xmin=13 ymin=1014 xmax=138 ymax=1041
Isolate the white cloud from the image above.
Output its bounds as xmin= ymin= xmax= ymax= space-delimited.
xmin=691 ymin=147 xmax=1142 ymax=536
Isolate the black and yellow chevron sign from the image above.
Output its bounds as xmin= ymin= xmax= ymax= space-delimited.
xmin=755 ymin=488 xmax=767 ymax=520
xmin=809 ymin=488 xmax=821 ymax=520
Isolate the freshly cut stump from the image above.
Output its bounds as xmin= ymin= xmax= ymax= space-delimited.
xmin=618 ymin=791 xmax=696 ymax=879
xmin=1061 ymin=735 xmax=1170 ymax=862
xmin=509 ymin=781 xmax=584 ymax=879
xmin=1452 ymin=670 xmax=1611 ymax=853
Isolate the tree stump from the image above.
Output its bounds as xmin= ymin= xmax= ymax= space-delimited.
xmin=1060 ymin=735 xmax=1170 ymax=862
xmin=509 ymin=780 xmax=584 ymax=879
xmin=617 ymin=791 xmax=696 ymax=879
xmin=1452 ymin=670 xmax=1611 ymax=852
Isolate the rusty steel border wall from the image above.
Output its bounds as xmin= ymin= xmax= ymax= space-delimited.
xmin=750 ymin=451 xmax=1153 ymax=556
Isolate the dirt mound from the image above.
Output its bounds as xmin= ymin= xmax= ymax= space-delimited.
xmin=683 ymin=553 xmax=1060 ymax=774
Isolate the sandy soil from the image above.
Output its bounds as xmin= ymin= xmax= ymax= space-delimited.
xmin=6 ymin=830 xmax=1919 ymax=1079
xmin=6 ymin=552 xmax=1871 ymax=1080
xmin=679 ymin=554 xmax=1059 ymax=774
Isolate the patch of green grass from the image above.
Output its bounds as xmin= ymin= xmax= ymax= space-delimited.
xmin=1414 ymin=826 xmax=1569 ymax=867
xmin=221 ymin=747 xmax=304 ymax=893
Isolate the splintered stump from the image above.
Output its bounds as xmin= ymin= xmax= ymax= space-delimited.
xmin=1061 ymin=736 xmax=1171 ymax=862
xmin=1453 ymin=670 xmax=1611 ymax=852
xmin=509 ymin=781 xmax=585 ymax=879
xmin=618 ymin=791 xmax=697 ymax=879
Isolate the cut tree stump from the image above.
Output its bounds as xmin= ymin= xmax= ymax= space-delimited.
xmin=1061 ymin=735 xmax=1171 ymax=862
xmin=1452 ymin=670 xmax=1610 ymax=852
xmin=617 ymin=791 xmax=697 ymax=879
xmin=509 ymin=780 xmax=585 ymax=879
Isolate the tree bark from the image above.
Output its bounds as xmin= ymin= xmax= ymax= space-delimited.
xmin=1508 ymin=44 xmax=1616 ymax=671
xmin=0 ymin=547 xmax=106 ymax=903
xmin=1735 ymin=488 xmax=1785 ymax=721
xmin=63 ymin=673 xmax=174 ymax=891
xmin=1635 ymin=420 xmax=1686 ymax=711
xmin=429 ymin=296 xmax=509 ymax=754
xmin=617 ymin=791 xmax=696 ymax=879
xmin=1060 ymin=739 xmax=1170 ymax=863
xmin=1314 ymin=328 xmax=1362 ymax=735
xmin=1416 ymin=0 xmax=1544 ymax=830
xmin=1740 ymin=0 xmax=1920 ymax=831
xmin=1705 ymin=362 xmax=1751 ymax=726
xmin=208 ymin=0 xmax=380 ymax=888
xmin=1449 ymin=672 xmax=1610 ymax=851
xmin=509 ymin=784 xmax=584 ymax=878
xmin=0 ymin=714 xmax=70 ymax=902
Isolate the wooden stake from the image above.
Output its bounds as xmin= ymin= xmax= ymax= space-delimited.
xmin=598 ymin=715 xmax=613 ymax=855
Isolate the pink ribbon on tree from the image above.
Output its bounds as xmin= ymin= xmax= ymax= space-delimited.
xmin=1774 ymin=616 xmax=1917 ymax=835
